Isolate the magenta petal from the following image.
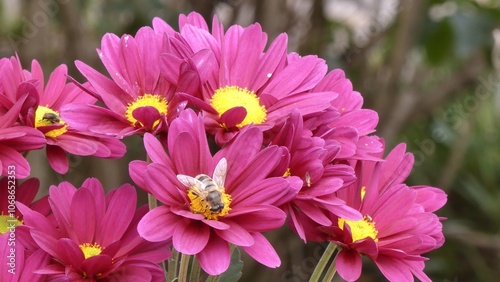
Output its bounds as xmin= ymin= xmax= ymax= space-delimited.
xmin=374 ymin=256 xmax=416 ymax=282
xmin=143 ymin=133 xmax=171 ymax=166
xmin=52 ymin=134 xmax=99 ymax=156
xmin=138 ymin=206 xmax=178 ymax=242
xmin=71 ymin=188 xmax=96 ymax=243
xmin=132 ymin=106 xmax=161 ymax=130
xmin=96 ymin=184 xmax=136 ymax=246
xmin=214 ymin=220 xmax=254 ymax=247
xmin=241 ymin=232 xmax=280 ymax=268
xmin=0 ymin=144 xmax=31 ymax=178
xmin=55 ymin=238 xmax=85 ymax=268
xmin=219 ymin=106 xmax=246 ymax=129
xmin=19 ymin=249 xmax=50 ymax=282
xmin=81 ymin=254 xmax=113 ymax=278
xmin=196 ymin=233 xmax=230 ymax=275
xmin=336 ymin=249 xmax=363 ymax=282
xmin=129 ymin=160 xmax=150 ymax=192
xmin=46 ymin=145 xmax=69 ymax=174
xmin=173 ymin=220 xmax=209 ymax=255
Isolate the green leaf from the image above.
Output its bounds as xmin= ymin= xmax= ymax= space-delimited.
xmin=218 ymin=247 xmax=243 ymax=282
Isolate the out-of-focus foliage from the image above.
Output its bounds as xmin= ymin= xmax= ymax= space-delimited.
xmin=1 ymin=0 xmax=499 ymax=281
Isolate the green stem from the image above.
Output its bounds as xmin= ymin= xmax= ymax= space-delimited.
xmin=205 ymin=274 xmax=221 ymax=282
xmin=323 ymin=250 xmax=339 ymax=282
xmin=167 ymin=249 xmax=179 ymax=282
xmin=188 ymin=255 xmax=201 ymax=282
xmin=178 ymin=253 xmax=191 ymax=282
xmin=309 ymin=243 xmax=337 ymax=282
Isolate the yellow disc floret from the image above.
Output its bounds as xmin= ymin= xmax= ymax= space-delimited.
xmin=187 ymin=189 xmax=232 ymax=220
xmin=338 ymin=215 xmax=378 ymax=242
xmin=125 ymin=94 xmax=168 ymax=129
xmin=79 ymin=242 xmax=103 ymax=259
xmin=0 ymin=214 xmax=22 ymax=234
xmin=210 ymin=86 xmax=267 ymax=128
xmin=35 ymin=106 xmax=68 ymax=138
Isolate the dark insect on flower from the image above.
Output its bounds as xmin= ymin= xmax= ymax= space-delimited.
xmin=42 ymin=112 xmax=61 ymax=124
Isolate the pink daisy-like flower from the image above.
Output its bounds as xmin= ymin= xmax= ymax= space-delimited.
xmin=307 ymin=69 xmax=383 ymax=162
xmin=0 ymin=57 xmax=126 ymax=174
xmin=0 ymin=105 xmax=46 ymax=178
xmin=63 ymin=24 xmax=190 ymax=138
xmin=153 ymin=12 xmax=337 ymax=145
xmin=269 ymin=110 xmax=362 ymax=242
xmin=318 ymin=143 xmax=447 ymax=282
xmin=0 ymin=177 xmax=51 ymax=282
xmin=17 ymin=178 xmax=171 ymax=281
xmin=129 ymin=109 xmax=301 ymax=275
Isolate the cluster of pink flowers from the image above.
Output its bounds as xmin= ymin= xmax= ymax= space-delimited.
xmin=0 ymin=12 xmax=446 ymax=281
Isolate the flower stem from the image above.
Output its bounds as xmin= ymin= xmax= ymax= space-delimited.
xmin=167 ymin=249 xmax=179 ymax=282
xmin=309 ymin=242 xmax=337 ymax=282
xmin=188 ymin=255 xmax=201 ymax=282
xmin=323 ymin=250 xmax=339 ymax=282
xmin=178 ymin=253 xmax=191 ymax=282
xmin=205 ymin=274 xmax=221 ymax=282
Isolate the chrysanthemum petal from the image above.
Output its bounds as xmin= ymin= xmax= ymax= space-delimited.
xmin=226 ymin=205 xmax=286 ymax=232
xmin=0 ymin=144 xmax=31 ymax=178
xmin=71 ymin=188 xmax=96 ymax=243
xmin=97 ymin=184 xmax=137 ymax=246
xmin=173 ymin=219 xmax=209 ymax=255
xmin=196 ymin=233 xmax=231 ymax=276
xmin=241 ymin=232 xmax=280 ymax=268
xmin=46 ymin=145 xmax=69 ymax=174
xmin=55 ymin=238 xmax=85 ymax=268
xmin=215 ymin=220 xmax=254 ymax=247
xmin=336 ymin=249 xmax=363 ymax=282
xmin=138 ymin=206 xmax=178 ymax=242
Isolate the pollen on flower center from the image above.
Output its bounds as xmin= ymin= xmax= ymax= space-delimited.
xmin=210 ymin=86 xmax=267 ymax=128
xmin=338 ymin=215 xmax=378 ymax=242
xmin=79 ymin=243 xmax=103 ymax=259
xmin=35 ymin=106 xmax=68 ymax=138
xmin=125 ymin=94 xmax=168 ymax=129
xmin=0 ymin=214 xmax=22 ymax=234
xmin=187 ymin=189 xmax=232 ymax=220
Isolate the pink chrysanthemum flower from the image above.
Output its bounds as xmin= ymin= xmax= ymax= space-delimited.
xmin=269 ymin=110 xmax=362 ymax=242
xmin=0 ymin=177 xmax=51 ymax=282
xmin=307 ymin=69 xmax=383 ymax=162
xmin=129 ymin=109 xmax=301 ymax=275
xmin=63 ymin=25 xmax=189 ymax=138
xmin=0 ymin=106 xmax=46 ymax=178
xmin=17 ymin=178 xmax=171 ymax=281
xmin=319 ymin=143 xmax=447 ymax=282
xmin=0 ymin=57 xmax=126 ymax=174
xmin=153 ymin=12 xmax=337 ymax=145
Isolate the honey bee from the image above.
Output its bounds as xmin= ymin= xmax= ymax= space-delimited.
xmin=42 ymin=112 xmax=61 ymax=124
xmin=177 ymin=158 xmax=227 ymax=214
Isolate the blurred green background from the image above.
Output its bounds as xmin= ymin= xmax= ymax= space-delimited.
xmin=1 ymin=0 xmax=499 ymax=281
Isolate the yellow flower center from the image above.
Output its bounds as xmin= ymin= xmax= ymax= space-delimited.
xmin=125 ymin=94 xmax=168 ymax=129
xmin=35 ymin=106 xmax=68 ymax=138
xmin=0 ymin=214 xmax=22 ymax=234
xmin=79 ymin=243 xmax=103 ymax=259
xmin=210 ymin=86 xmax=267 ymax=128
xmin=187 ymin=189 xmax=232 ymax=220
xmin=283 ymin=168 xmax=292 ymax=177
xmin=338 ymin=215 xmax=378 ymax=242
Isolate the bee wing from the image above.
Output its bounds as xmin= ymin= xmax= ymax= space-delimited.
xmin=176 ymin=174 xmax=205 ymax=195
xmin=213 ymin=158 xmax=227 ymax=188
